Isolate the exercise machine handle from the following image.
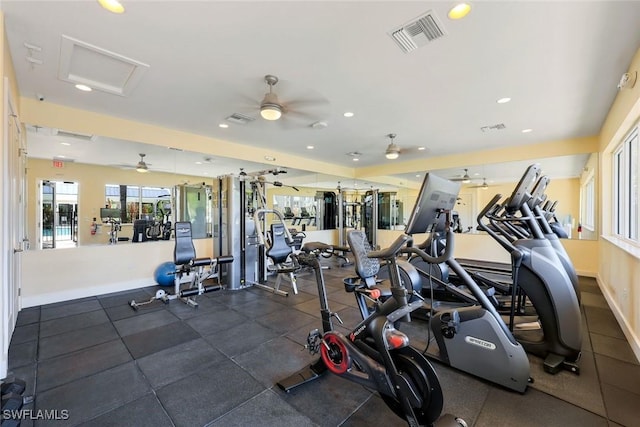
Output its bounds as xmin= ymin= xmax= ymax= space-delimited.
xmin=368 ymin=234 xmax=412 ymax=260
xmin=402 ymin=230 xmax=455 ymax=265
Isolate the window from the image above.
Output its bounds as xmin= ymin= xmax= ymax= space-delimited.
xmin=612 ymin=127 xmax=640 ymax=243
xmin=580 ymin=172 xmax=595 ymax=231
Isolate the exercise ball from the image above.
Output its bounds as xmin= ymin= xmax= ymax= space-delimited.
xmin=154 ymin=261 xmax=176 ymax=287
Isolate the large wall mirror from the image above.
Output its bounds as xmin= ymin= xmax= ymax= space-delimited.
xmin=25 ymin=125 xmax=598 ymax=250
xmin=383 ymin=153 xmax=599 ymax=240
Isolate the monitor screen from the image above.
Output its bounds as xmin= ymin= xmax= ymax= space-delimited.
xmin=505 ymin=163 xmax=541 ymax=213
xmin=405 ymin=173 xmax=461 ymax=235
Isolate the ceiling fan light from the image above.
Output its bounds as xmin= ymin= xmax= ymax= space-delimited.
xmin=260 ymin=103 xmax=282 ymax=120
xmin=385 ymin=143 xmax=400 ymax=159
xmin=462 ymin=177 xmax=471 ymax=184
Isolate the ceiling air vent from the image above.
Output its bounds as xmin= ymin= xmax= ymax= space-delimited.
xmin=389 ymin=10 xmax=446 ymax=54
xmin=480 ymin=123 xmax=506 ymax=132
xmin=52 ymin=129 xmax=95 ymax=141
xmin=226 ymin=113 xmax=255 ymax=125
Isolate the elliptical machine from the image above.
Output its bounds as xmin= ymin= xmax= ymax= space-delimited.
xmin=277 ymin=233 xmax=465 ymax=426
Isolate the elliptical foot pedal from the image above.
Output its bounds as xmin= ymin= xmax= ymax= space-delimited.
xmin=543 ymin=353 xmax=565 ymax=374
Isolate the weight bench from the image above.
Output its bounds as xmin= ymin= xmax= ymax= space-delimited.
xmin=129 ymin=221 xmax=233 ymax=309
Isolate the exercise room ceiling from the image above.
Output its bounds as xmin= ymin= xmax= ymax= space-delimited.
xmin=4 ymin=1 xmax=640 ymax=173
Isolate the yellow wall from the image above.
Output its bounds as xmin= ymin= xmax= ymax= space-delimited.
xmin=596 ymin=46 xmax=640 ymax=361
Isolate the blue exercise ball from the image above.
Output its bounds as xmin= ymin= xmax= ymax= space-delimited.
xmin=154 ymin=261 xmax=176 ymax=286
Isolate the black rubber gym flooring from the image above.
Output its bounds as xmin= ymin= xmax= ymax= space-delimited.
xmin=7 ymin=263 xmax=640 ymax=426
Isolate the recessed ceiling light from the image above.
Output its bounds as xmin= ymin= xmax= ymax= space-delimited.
xmin=417 ymin=147 xmax=426 ymax=151
xmin=195 ymin=161 xmax=202 ymax=165
xmin=353 ymin=158 xmax=359 ymax=162
xmin=60 ymin=142 xmax=71 ymax=146
xmin=497 ymin=97 xmax=511 ymax=104
xmin=98 ymin=0 xmax=125 ymax=14
xmin=522 ymin=128 xmax=533 ymax=133
xmin=219 ymin=123 xmax=229 ymax=129
xmin=75 ymin=84 xmax=92 ymax=92
xmin=415 ymin=174 xmax=420 ymax=177
xmin=448 ymin=3 xmax=471 ymax=20
xmin=264 ymin=156 xmax=276 ymax=162
xmin=343 ymin=112 xmax=354 ymax=118
xmin=57 ymin=155 xmax=66 ymax=158
xmin=306 ymin=145 xmax=314 ymax=150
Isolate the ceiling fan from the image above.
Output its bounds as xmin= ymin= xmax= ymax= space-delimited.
xmin=384 ymin=133 xmax=425 ymax=160
xmin=450 ymin=168 xmax=472 ymax=183
xmin=112 ymin=153 xmax=153 ymax=173
xmin=235 ymin=75 xmax=328 ymax=126
xmin=135 ymin=153 xmax=149 ymax=173
xmin=469 ymin=177 xmax=490 ymax=190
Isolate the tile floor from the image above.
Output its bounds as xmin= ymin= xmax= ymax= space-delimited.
xmin=6 ymin=263 xmax=640 ymax=426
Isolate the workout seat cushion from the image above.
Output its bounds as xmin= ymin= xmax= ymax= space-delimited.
xmin=347 ymin=230 xmax=380 ymax=282
xmin=174 ymin=222 xmax=196 ymax=266
xmin=267 ymin=223 xmax=292 ymax=264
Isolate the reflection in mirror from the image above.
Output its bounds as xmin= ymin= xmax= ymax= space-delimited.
xmin=24 ymin=125 xmax=302 ymax=248
xmin=385 ymin=154 xmax=598 ymax=240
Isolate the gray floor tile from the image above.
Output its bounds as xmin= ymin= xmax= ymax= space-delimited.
xmin=208 ymin=389 xmax=318 ymax=427
xmin=97 ymin=288 xmax=157 ymax=309
xmin=601 ymin=383 xmax=640 ymax=427
xmin=112 ymin=309 xmax=179 ymax=337
xmin=591 ymin=333 xmax=639 ymax=364
xmin=255 ymin=306 xmax=317 ymax=334
xmin=37 ymin=339 xmax=131 ymax=392
xmin=278 ymin=372 xmax=373 ymax=427
xmin=595 ymin=353 xmax=640 ymax=395
xmin=213 ymin=288 xmax=262 ymax=307
xmin=341 ymin=394 xmax=407 ymax=427
xmin=203 ymin=320 xmax=280 ymax=357
xmin=230 ymin=297 xmax=287 ymax=319
xmin=184 ymin=308 xmax=249 ymax=336
xmin=156 ymin=359 xmax=264 ymax=427
xmin=104 ymin=301 xmax=164 ymax=322
xmin=234 ymin=336 xmax=318 ymax=389
xmin=137 ymin=338 xmax=225 ymax=388
xmin=8 ymin=340 xmax=37 ymax=369
xmin=581 ymin=292 xmax=610 ymax=309
xmin=121 ymin=320 xmax=200 ymax=359
xmin=77 ymin=394 xmax=173 ymax=427
xmin=10 ymin=323 xmax=39 ymax=345
xmin=15 ymin=307 xmax=40 ymax=326
xmin=165 ymin=294 xmax=225 ymax=319
xmin=40 ymin=299 xmax=103 ymax=322
xmin=527 ymin=349 xmax=606 ymax=416
xmin=475 ymin=387 xmax=608 ymax=427
xmin=34 ymin=362 xmax=151 ymax=427
xmin=584 ymin=306 xmax=625 ymax=339
xmin=38 ymin=322 xmax=119 ymax=360
xmin=39 ymin=309 xmax=110 ymax=338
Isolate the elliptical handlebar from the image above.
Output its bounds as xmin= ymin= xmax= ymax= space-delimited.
xmin=367 ymin=234 xmax=413 ymax=260
xmin=402 ymin=229 xmax=455 ymax=265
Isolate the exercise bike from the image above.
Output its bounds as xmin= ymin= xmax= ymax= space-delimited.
xmin=277 ymin=231 xmax=465 ymax=427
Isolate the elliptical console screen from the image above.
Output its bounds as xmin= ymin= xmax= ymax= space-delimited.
xmin=405 ymin=173 xmax=461 ymax=235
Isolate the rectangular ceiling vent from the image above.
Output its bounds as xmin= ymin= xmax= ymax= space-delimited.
xmin=389 ymin=10 xmax=446 ymax=54
xmin=226 ymin=113 xmax=255 ymax=125
xmin=58 ymin=35 xmax=149 ymax=97
xmin=481 ymin=123 xmax=507 ymax=132
xmin=52 ymin=129 xmax=95 ymax=141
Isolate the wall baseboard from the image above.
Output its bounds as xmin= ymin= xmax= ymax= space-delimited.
xmin=21 ymin=278 xmax=155 ymax=309
xmin=576 ymin=269 xmax=597 ymax=277
xmin=596 ymin=274 xmax=640 ymax=363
